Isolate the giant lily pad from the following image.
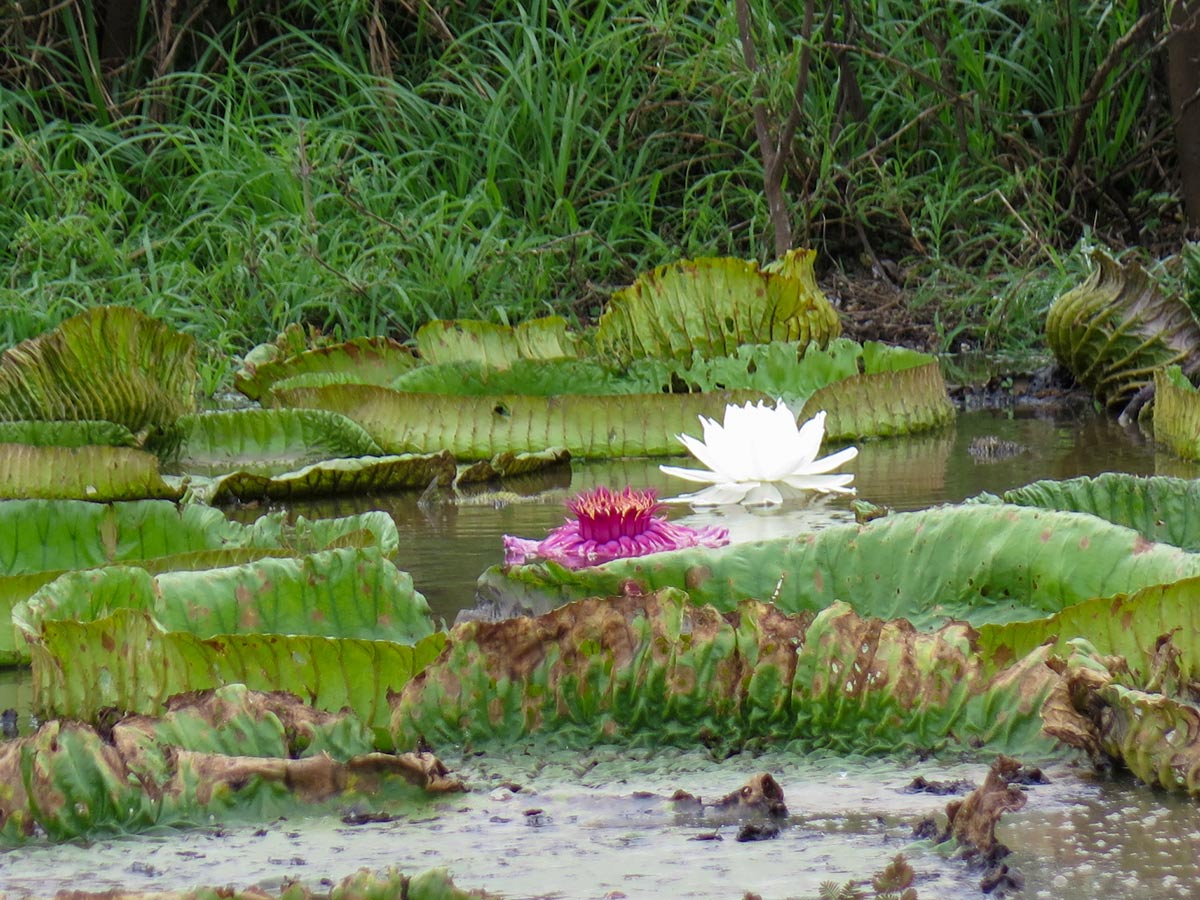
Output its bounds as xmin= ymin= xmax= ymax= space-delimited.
xmin=0 ymin=685 xmax=463 ymax=843
xmin=992 ymin=471 xmax=1200 ymax=551
xmin=270 ymin=385 xmax=766 ymax=459
xmin=0 ymin=305 xmax=197 ymax=438
xmin=386 ymin=340 xmax=950 ymax=439
xmin=0 ymin=443 xmax=183 ymax=501
xmin=272 ymin=384 xmax=941 ymax=461
xmin=799 ymin=348 xmax=954 ymax=439
xmin=234 ymin=336 xmax=420 ymax=401
xmin=390 ymin=357 xmax=641 ymax=396
xmin=1151 ymin=366 xmax=1200 ymax=461
xmin=416 ymin=316 xmax=580 ymax=367
xmin=391 ymin=591 xmax=1059 ymax=755
xmin=596 ymin=249 xmax=841 ymax=364
xmin=455 ymin=447 xmax=572 ymax=485
xmin=0 ymin=419 xmax=136 ymax=447
xmin=167 ymin=408 xmax=463 ymax=503
xmin=1045 ymin=251 xmax=1200 ymax=414
xmin=196 ymin=453 xmax=459 ymax=504
xmin=16 ymin=548 xmax=445 ymax=733
xmin=173 ymin=408 xmax=385 ymax=472
xmin=0 ymin=500 xmax=401 ymax=665
xmin=480 ymin=504 xmax=1200 ymax=628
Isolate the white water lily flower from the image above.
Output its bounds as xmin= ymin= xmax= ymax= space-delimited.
xmin=659 ymin=401 xmax=858 ymax=506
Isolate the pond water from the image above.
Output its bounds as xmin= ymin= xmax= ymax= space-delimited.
xmin=258 ymin=408 xmax=1198 ymax=624
xmin=2 ymin=407 xmax=1200 ymax=899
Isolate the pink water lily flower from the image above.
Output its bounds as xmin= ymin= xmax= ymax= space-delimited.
xmin=503 ymin=486 xmax=729 ymax=568
xmin=660 ymin=401 xmax=858 ymax=506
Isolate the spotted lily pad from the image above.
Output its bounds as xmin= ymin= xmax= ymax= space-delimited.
xmin=15 ymin=548 xmax=445 ymax=736
xmin=391 ymin=591 xmax=1059 ymax=755
xmin=0 ymin=500 xmax=400 ymax=665
xmin=481 ymin=503 xmax=1200 ymax=628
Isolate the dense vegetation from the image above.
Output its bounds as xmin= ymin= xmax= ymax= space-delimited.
xmin=2 ymin=0 xmax=1197 ymax=391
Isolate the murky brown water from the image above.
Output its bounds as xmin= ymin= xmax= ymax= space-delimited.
xmin=2 ymin=408 xmax=1199 ymax=898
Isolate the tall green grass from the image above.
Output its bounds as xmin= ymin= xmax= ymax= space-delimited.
xmin=0 ymin=0 xmax=1186 ymax=390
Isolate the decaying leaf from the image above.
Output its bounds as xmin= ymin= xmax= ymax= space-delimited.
xmin=941 ymin=755 xmax=1030 ymax=858
xmin=1043 ymin=635 xmax=1200 ymax=794
xmin=391 ymin=592 xmax=1061 ymax=755
xmin=0 ymin=686 xmax=463 ymax=843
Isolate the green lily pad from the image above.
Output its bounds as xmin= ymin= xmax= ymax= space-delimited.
xmin=198 ymin=453 xmax=458 ymax=504
xmin=799 ymin=356 xmax=954 ymax=439
xmin=596 ymin=249 xmax=841 ymax=364
xmin=270 ymin=385 xmax=766 ymax=459
xmin=1045 ymin=251 xmax=1200 ymax=414
xmin=994 ymin=471 xmax=1200 ymax=551
xmin=481 ymin=503 xmax=1200 ymax=628
xmin=0 ymin=500 xmax=401 ymax=664
xmin=167 ymin=408 xmax=459 ymax=502
xmin=415 ymin=316 xmax=580 ymax=367
xmin=0 ymin=443 xmax=183 ymax=501
xmin=455 ymin=448 xmax=572 ymax=485
xmin=0 ymin=305 xmax=197 ymax=438
xmin=0 ymin=419 xmax=137 ymax=447
xmin=173 ymin=408 xmax=385 ymax=473
xmin=16 ymin=549 xmax=445 ymax=736
xmin=234 ymin=336 xmax=419 ymax=402
xmin=1151 ymin=366 xmax=1200 ymax=461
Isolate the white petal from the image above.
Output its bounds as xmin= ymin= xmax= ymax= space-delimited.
xmin=690 ymin=417 xmax=752 ymax=480
xmin=677 ymin=432 xmax=740 ymax=479
xmin=729 ymin=401 xmax=794 ymax=480
xmin=658 ymin=463 xmax=726 ymax=485
xmin=791 ymin=410 xmax=827 ymax=465
xmin=798 ymin=445 xmax=859 ymax=475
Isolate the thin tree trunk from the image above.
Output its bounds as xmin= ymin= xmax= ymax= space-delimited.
xmin=1167 ymin=0 xmax=1200 ymax=228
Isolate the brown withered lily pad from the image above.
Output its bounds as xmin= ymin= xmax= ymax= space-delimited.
xmin=390 ymin=590 xmax=1061 ymax=755
xmin=937 ymin=755 xmax=1036 ymax=894
xmin=1043 ymin=634 xmax=1200 ymax=794
xmin=940 ymin=755 xmax=1030 ymax=858
xmin=667 ymin=772 xmax=788 ymax=827
xmin=0 ymin=686 xmax=464 ymax=842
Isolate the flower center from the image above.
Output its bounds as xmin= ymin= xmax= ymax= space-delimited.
xmin=567 ymin=486 xmax=660 ymax=544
